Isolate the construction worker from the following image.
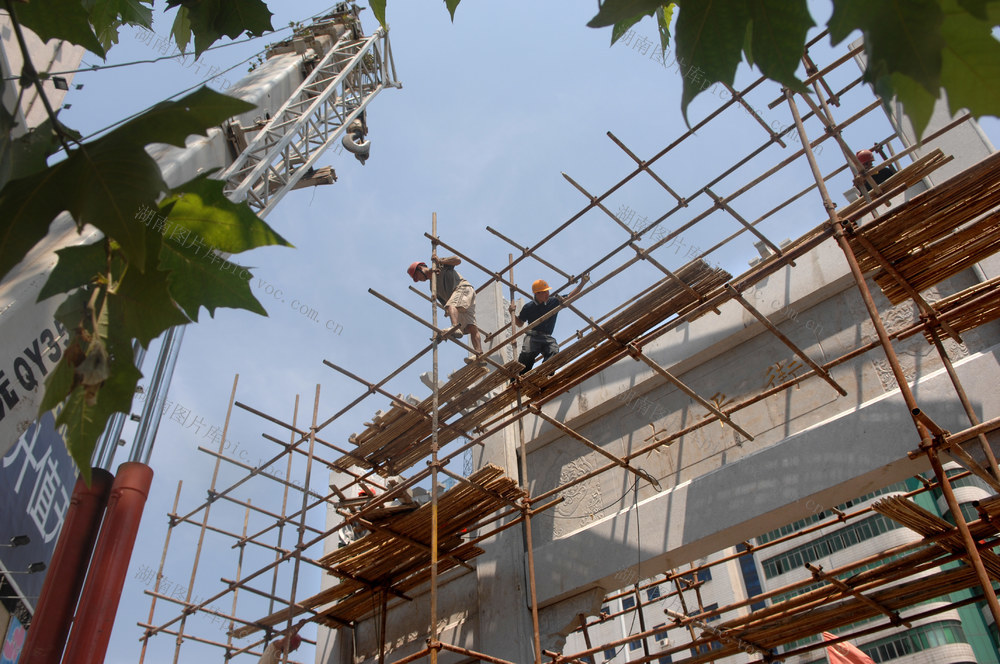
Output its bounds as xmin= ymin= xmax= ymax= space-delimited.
xmin=408 ymin=257 xmax=484 ymax=357
xmin=258 ymin=630 xmax=301 ymax=664
xmin=511 ymin=275 xmax=589 ymax=374
xmin=856 ymin=148 xmax=897 ymax=191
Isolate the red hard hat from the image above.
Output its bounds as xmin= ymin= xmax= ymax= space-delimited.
xmin=856 ymin=149 xmax=875 ymax=165
xmin=407 ymin=261 xmax=427 ymax=282
xmin=274 ymin=632 xmax=302 ymax=652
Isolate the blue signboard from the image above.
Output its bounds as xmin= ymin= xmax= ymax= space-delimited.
xmin=0 ymin=614 xmax=25 ymax=664
xmin=0 ymin=412 xmax=77 ymax=610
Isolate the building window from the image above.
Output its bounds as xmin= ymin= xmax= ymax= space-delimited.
xmin=603 ymin=647 xmax=616 ymax=661
xmin=761 ymin=513 xmax=903 ymax=578
xmin=737 ymin=542 xmax=767 ymax=612
xmin=755 ymin=481 xmax=910 ymax=544
xmin=629 ymin=640 xmax=643 ymax=651
xmin=647 ymin=584 xmax=661 ymax=601
xmin=658 ymin=658 xmax=672 ymax=664
xmin=653 ymin=624 xmax=668 ymax=642
xmin=861 ymin=620 xmax=968 ymax=663
xmin=622 ymin=596 xmax=636 ymax=610
xmin=701 ymin=603 xmax=719 ymax=622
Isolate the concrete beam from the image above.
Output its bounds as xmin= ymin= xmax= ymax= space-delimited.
xmin=529 ymin=345 xmax=1000 ymax=606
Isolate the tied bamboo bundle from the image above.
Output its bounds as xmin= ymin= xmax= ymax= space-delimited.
xmin=846 ymin=149 xmax=1000 ymax=305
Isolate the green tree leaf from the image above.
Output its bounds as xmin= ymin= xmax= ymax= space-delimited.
xmin=159 ymin=173 xmax=292 ymax=253
xmin=747 ymin=0 xmax=813 ymax=92
xmin=112 ymin=259 xmax=191 ymax=348
xmin=171 ymin=6 xmax=193 ymax=53
xmin=11 ymin=1 xmax=106 ymax=57
xmin=55 ymin=333 xmax=141 ymax=484
xmin=39 ymin=352 xmax=77 ymax=414
xmin=38 ymin=240 xmax=107 ymax=302
xmin=940 ymin=0 xmax=1000 ymax=119
xmin=111 ymin=87 xmax=255 ymax=150
xmin=656 ymin=4 xmax=675 ymax=52
xmin=87 ymin=0 xmax=154 ymax=51
xmin=174 ymin=0 xmax=274 ymax=56
xmin=589 ymin=0 xmax=666 ymax=28
xmin=370 ymin=0 xmax=387 ymax=28
xmin=5 ymin=117 xmax=81 ymax=187
xmin=888 ymin=72 xmax=937 ymax=139
xmin=0 ymin=87 xmax=254 ymax=281
xmin=829 ymin=0 xmax=944 ymax=96
xmin=159 ymin=240 xmax=264 ymax=320
xmin=444 ymin=0 xmax=462 ymax=21
xmin=674 ymin=0 xmax=751 ymax=121
xmin=611 ymin=15 xmax=645 ymax=46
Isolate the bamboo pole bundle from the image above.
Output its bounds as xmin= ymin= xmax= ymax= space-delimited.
xmin=242 ymin=466 xmax=521 ymax=630
xmin=921 ymin=274 xmax=1000 ymax=341
xmin=873 ymin=495 xmax=1000 ymax=578
xmin=845 ymin=149 xmax=1000 ymax=303
xmin=837 ymin=148 xmax=952 ymax=222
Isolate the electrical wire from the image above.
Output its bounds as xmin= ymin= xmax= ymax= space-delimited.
xmin=50 ymin=3 xmax=342 ymax=144
xmin=2 ymin=30 xmax=279 ymax=81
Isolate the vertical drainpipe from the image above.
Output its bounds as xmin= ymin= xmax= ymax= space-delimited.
xmin=20 ymin=468 xmax=114 ymax=664
xmin=61 ymin=462 xmax=155 ymax=663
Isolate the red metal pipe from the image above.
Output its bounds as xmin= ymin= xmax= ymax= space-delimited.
xmin=20 ymin=468 xmax=114 ymax=664
xmin=62 ymin=462 xmax=154 ymax=664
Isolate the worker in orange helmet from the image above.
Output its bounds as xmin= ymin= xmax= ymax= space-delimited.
xmin=510 ymin=275 xmax=589 ymax=374
xmin=258 ymin=630 xmax=302 ymax=664
xmin=407 ymin=256 xmax=484 ymax=358
xmin=855 ymin=148 xmax=896 ymax=191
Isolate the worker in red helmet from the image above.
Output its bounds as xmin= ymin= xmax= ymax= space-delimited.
xmin=855 ymin=148 xmax=896 ymax=192
xmin=408 ymin=257 xmax=484 ymax=358
xmin=510 ymin=275 xmax=589 ymax=374
xmin=258 ymin=630 xmax=302 ymax=663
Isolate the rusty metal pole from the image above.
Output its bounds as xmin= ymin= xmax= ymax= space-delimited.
xmin=21 ymin=468 xmax=113 ymax=664
xmin=927 ymin=329 xmax=1000 ymax=480
xmin=62 ymin=462 xmax=155 ymax=663
xmin=925 ymin=447 xmax=1000 ymax=625
xmin=784 ymin=90 xmax=925 ymax=432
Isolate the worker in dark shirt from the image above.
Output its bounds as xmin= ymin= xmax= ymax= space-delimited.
xmin=510 ymin=275 xmax=588 ymax=374
xmin=856 ymin=148 xmax=897 ymax=191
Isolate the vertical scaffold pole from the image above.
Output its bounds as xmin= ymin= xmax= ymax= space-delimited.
xmin=139 ymin=481 xmax=183 ymax=663
xmin=172 ymin=373 xmax=240 ymax=663
xmin=508 ymin=256 xmax=543 ymax=663
xmin=430 ymin=212 xmax=441 ymax=663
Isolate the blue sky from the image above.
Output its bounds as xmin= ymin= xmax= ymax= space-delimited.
xmin=44 ymin=1 xmax=1000 ymax=661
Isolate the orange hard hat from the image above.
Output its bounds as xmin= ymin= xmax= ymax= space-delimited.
xmin=856 ymin=149 xmax=875 ymax=165
xmin=407 ymin=261 xmax=427 ymax=282
xmin=532 ymin=279 xmax=550 ymax=294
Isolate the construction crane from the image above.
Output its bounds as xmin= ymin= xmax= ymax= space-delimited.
xmin=0 ymin=4 xmax=398 ymax=661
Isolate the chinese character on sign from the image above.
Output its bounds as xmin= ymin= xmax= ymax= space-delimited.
xmin=765 ymin=359 xmax=804 ymax=389
xmin=701 ymin=392 xmax=735 ymax=425
xmin=2 ymin=423 xmax=71 ymax=543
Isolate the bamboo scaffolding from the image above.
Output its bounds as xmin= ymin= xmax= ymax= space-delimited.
xmin=138 ymin=35 xmax=1000 ymax=664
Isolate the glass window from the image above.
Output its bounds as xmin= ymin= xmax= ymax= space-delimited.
xmin=647 ymin=585 xmax=661 ymax=601
xmin=622 ymin=596 xmax=636 ymax=610
xmin=761 ymin=513 xmax=903 ymax=579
